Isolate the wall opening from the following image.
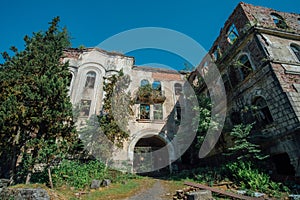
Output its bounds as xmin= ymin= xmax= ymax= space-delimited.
xmin=272 ymin=153 xmax=295 ymax=176
xmin=133 ymin=135 xmax=169 ymax=175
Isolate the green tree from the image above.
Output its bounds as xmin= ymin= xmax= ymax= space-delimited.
xmin=0 ymin=17 xmax=77 ymax=183
xmin=225 ymin=123 xmax=268 ymax=161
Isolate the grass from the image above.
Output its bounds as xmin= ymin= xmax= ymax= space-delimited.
xmin=82 ymin=178 xmax=155 ymax=200
xmin=52 ymin=176 xmax=155 ymax=200
xmin=7 ymin=177 xmax=156 ymax=200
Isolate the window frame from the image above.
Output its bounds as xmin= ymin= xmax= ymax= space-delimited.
xmin=271 ymin=13 xmax=288 ymax=29
xmin=153 ymin=103 xmax=163 ymax=120
xmin=227 ymin=24 xmax=239 ymax=44
xmin=141 ymin=79 xmax=150 ymax=87
xmin=174 ymin=83 xmax=183 ymax=95
xmin=80 ymin=99 xmax=92 ymax=117
xmin=139 ymin=104 xmax=150 ymax=120
xmin=237 ymin=54 xmax=254 ymax=80
xmin=290 ymin=43 xmax=300 ymax=62
xmin=85 ymin=71 xmax=96 ymax=89
xmin=252 ymin=96 xmax=273 ymax=127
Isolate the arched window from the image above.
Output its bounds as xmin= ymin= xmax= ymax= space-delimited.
xmin=174 ymin=83 xmax=182 ymax=95
xmin=298 ymin=18 xmax=300 ymax=25
xmin=271 ymin=13 xmax=288 ymax=29
xmin=237 ymin=54 xmax=254 ymax=80
xmin=227 ymin=24 xmax=239 ymax=44
xmin=152 ymin=81 xmax=161 ymax=90
xmin=291 ymin=44 xmax=300 ymax=61
xmin=253 ymin=97 xmax=273 ymax=126
xmin=140 ymin=79 xmax=149 ymax=86
xmin=85 ymin=71 xmax=96 ymax=88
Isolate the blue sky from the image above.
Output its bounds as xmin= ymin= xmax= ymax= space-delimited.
xmin=1 ymin=0 xmax=300 ymax=70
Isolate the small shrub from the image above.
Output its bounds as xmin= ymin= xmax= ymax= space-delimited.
xmin=52 ymin=159 xmax=107 ymax=189
xmin=225 ymin=161 xmax=289 ymax=196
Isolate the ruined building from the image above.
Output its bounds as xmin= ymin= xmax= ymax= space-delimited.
xmin=63 ymin=3 xmax=300 ymax=175
xmin=189 ymin=3 xmax=300 ymax=176
xmin=63 ymin=48 xmax=187 ymax=172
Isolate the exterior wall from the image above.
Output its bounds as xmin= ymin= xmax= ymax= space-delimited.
xmin=191 ymin=3 xmax=300 ymax=176
xmin=63 ymin=48 xmax=134 ymax=125
xmin=63 ymin=48 xmax=185 ymax=169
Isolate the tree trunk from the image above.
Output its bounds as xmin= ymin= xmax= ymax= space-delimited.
xmin=10 ymin=128 xmax=21 ymax=184
xmin=48 ymin=168 xmax=53 ymax=189
xmin=25 ymin=171 xmax=31 ymax=184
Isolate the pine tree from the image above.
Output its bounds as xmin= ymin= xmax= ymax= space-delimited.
xmin=0 ymin=17 xmax=77 ymax=183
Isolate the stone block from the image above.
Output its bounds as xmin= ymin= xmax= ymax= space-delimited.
xmin=0 ymin=179 xmax=10 ymax=188
xmin=101 ymin=179 xmax=111 ymax=187
xmin=187 ymin=190 xmax=213 ymax=200
xmin=91 ymin=179 xmax=101 ymax=189
xmin=0 ymin=188 xmax=50 ymax=200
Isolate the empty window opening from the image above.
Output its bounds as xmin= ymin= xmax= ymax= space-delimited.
xmin=85 ymin=71 xmax=96 ymax=88
xmin=222 ymin=74 xmax=231 ymax=94
xmin=227 ymin=24 xmax=239 ymax=44
xmin=152 ymin=81 xmax=162 ymax=93
xmin=80 ymin=99 xmax=91 ymax=117
xmin=68 ymin=72 xmax=73 ymax=86
xmin=271 ymin=13 xmax=288 ymax=29
xmin=272 ymin=153 xmax=295 ymax=176
xmin=213 ymin=46 xmax=221 ymax=61
xmin=253 ymin=97 xmax=273 ymax=127
xmin=175 ymin=102 xmax=184 ymax=122
xmin=140 ymin=104 xmax=150 ymax=119
xmin=229 ymin=65 xmax=239 ymax=86
xmin=153 ymin=104 xmax=163 ymax=120
xmin=174 ymin=83 xmax=183 ymax=95
xmin=291 ymin=44 xmax=300 ymax=61
xmin=237 ymin=54 xmax=253 ymax=80
xmin=230 ymin=111 xmax=242 ymax=125
xmin=141 ymin=79 xmax=150 ymax=87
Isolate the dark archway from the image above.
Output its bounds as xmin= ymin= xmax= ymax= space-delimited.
xmin=272 ymin=153 xmax=295 ymax=176
xmin=133 ymin=135 xmax=169 ymax=175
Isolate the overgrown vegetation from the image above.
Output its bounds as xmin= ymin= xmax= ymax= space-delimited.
xmin=169 ymin=160 xmax=289 ymax=198
xmin=0 ymin=17 xmax=77 ymax=184
xmin=51 ymin=159 xmax=139 ymax=189
xmin=98 ymin=70 xmax=132 ymax=148
xmin=136 ymin=84 xmax=166 ymax=104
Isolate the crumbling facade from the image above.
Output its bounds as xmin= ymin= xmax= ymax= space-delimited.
xmin=190 ymin=3 xmax=300 ymax=176
xmin=63 ymin=48 xmax=186 ymax=172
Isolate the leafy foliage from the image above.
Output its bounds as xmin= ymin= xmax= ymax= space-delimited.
xmin=225 ymin=123 xmax=268 ymax=161
xmin=189 ymin=93 xmax=212 ymax=148
xmin=0 ymin=17 xmax=77 ymax=182
xmin=98 ymin=70 xmax=132 ymax=148
xmin=51 ymin=159 xmax=140 ymax=189
xmin=136 ymin=84 xmax=165 ymax=104
xmin=226 ymin=161 xmax=289 ymax=196
xmin=52 ymin=160 xmax=107 ymax=189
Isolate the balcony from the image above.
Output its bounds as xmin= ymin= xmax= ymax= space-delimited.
xmin=136 ymin=85 xmax=166 ymax=104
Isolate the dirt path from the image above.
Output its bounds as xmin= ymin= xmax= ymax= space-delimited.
xmin=124 ymin=180 xmax=168 ymax=200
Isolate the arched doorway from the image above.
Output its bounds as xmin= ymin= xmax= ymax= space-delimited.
xmin=133 ymin=135 xmax=170 ymax=175
xmin=272 ymin=153 xmax=295 ymax=176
